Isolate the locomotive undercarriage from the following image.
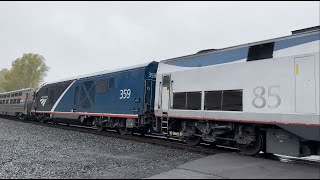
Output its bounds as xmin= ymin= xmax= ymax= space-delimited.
xmin=152 ymin=117 xmax=320 ymax=157
xmin=11 ymin=113 xmax=319 ymax=157
xmin=163 ymin=119 xmax=265 ymax=156
xmin=91 ymin=116 xmax=151 ymax=136
xmin=28 ymin=112 xmax=153 ymax=136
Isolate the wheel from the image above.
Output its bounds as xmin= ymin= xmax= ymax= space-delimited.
xmin=186 ymin=136 xmax=202 ymax=146
xmin=39 ymin=118 xmax=45 ymax=123
xmin=118 ymin=127 xmax=128 ymax=135
xmin=209 ymin=142 xmax=218 ymax=148
xmin=79 ymin=116 xmax=86 ymax=125
xmin=139 ymin=131 xmax=146 ymax=137
xmin=138 ymin=126 xmax=150 ymax=136
xmin=238 ymin=134 xmax=264 ymax=156
xmin=97 ymin=125 xmax=105 ymax=132
xmin=51 ymin=120 xmax=58 ymax=125
xmin=18 ymin=114 xmax=25 ymax=120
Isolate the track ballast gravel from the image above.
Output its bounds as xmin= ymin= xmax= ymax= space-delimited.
xmin=0 ymin=118 xmax=205 ymax=179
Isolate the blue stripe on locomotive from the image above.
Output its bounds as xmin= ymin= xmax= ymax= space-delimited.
xmin=55 ymin=61 xmax=158 ymax=116
xmin=165 ymin=32 xmax=319 ymax=67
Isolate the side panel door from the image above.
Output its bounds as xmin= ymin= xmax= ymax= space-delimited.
xmin=145 ymin=80 xmax=156 ymax=112
xmin=295 ymin=56 xmax=316 ymax=114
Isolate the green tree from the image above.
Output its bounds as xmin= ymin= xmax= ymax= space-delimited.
xmin=0 ymin=68 xmax=8 ymax=93
xmin=0 ymin=53 xmax=49 ymax=92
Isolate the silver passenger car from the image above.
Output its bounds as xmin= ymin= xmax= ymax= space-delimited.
xmin=0 ymin=88 xmax=34 ymax=118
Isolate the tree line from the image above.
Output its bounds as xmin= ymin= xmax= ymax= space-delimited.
xmin=0 ymin=53 xmax=49 ymax=93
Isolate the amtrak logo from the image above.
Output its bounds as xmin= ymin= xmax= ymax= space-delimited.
xmin=40 ymin=96 xmax=48 ymax=107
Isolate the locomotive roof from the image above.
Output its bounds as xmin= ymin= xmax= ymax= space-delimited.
xmin=0 ymin=88 xmax=31 ymax=95
xmin=161 ymin=26 xmax=319 ymax=64
xmin=46 ymin=61 xmax=156 ymax=85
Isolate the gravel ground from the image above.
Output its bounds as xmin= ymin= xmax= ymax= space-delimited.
xmin=0 ymin=118 xmax=205 ymax=179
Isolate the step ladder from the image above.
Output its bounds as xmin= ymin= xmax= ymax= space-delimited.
xmin=161 ymin=117 xmax=169 ymax=135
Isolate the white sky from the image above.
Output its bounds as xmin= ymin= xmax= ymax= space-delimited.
xmin=0 ymin=1 xmax=319 ymax=83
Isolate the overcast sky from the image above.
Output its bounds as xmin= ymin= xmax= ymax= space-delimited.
xmin=0 ymin=1 xmax=319 ymax=83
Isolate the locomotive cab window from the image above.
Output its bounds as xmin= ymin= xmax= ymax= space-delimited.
xmin=247 ymin=42 xmax=274 ymax=61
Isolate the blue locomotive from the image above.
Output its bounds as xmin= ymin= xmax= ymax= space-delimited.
xmin=31 ymin=61 xmax=158 ymax=135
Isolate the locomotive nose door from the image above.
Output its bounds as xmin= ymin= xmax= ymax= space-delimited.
xmin=161 ymin=75 xmax=171 ymax=111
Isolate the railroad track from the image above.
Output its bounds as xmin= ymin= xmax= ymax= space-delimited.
xmin=3 ymin=116 xmax=231 ymax=156
xmin=1 ymin=116 xmax=319 ymax=166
